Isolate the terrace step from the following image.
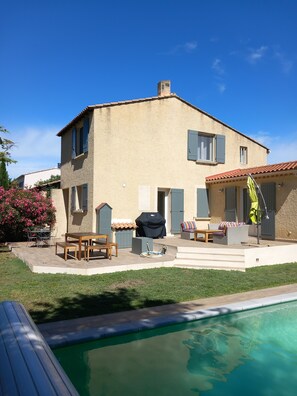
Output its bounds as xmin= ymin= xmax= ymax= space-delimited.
xmin=174 ymin=247 xmax=246 ymax=271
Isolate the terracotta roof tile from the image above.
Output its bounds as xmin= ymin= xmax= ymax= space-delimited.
xmin=111 ymin=222 xmax=137 ymax=230
xmin=206 ymin=160 xmax=297 ymax=182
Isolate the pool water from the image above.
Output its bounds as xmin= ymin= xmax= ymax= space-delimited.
xmin=54 ymin=301 xmax=297 ymax=396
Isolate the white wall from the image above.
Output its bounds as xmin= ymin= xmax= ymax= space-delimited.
xmin=23 ymin=168 xmax=60 ymax=188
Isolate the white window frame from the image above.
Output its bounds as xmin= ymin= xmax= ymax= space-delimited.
xmin=240 ymin=146 xmax=248 ymax=165
xmin=197 ymin=134 xmax=214 ymax=161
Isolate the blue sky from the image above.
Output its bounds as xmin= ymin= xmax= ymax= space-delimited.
xmin=1 ymin=0 xmax=296 ymax=179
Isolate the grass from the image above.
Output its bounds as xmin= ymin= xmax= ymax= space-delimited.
xmin=1 ymin=251 xmax=297 ymax=324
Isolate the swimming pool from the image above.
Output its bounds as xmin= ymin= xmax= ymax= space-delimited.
xmin=54 ymin=300 xmax=297 ymax=395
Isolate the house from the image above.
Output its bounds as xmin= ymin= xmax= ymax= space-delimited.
xmin=57 ymin=81 xmax=268 ymax=240
xmin=14 ymin=167 xmax=66 ymax=239
xmin=206 ymin=161 xmax=297 ymax=241
xmin=14 ymin=167 xmax=61 ymax=189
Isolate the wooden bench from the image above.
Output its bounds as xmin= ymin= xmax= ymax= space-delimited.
xmin=93 ymin=240 xmax=118 ymax=257
xmin=55 ymin=241 xmax=78 ymax=260
xmin=0 ymin=301 xmax=78 ymax=396
xmin=85 ymin=242 xmax=112 ymax=261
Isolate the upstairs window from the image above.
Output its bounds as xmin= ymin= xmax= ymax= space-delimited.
xmin=240 ymin=146 xmax=248 ymax=164
xmin=198 ymin=134 xmax=213 ymax=161
xmin=188 ymin=130 xmax=225 ymax=163
xmin=72 ymin=117 xmax=89 ymax=158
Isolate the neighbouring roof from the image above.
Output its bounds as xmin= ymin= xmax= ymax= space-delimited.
xmin=56 ymin=94 xmax=269 ymax=151
xmin=206 ymin=160 xmax=297 ymax=183
xmin=14 ymin=167 xmax=60 ymax=180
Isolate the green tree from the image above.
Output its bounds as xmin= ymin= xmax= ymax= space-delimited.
xmin=0 ymin=187 xmax=56 ymax=242
xmin=0 ymin=125 xmax=16 ymax=164
xmin=0 ymin=160 xmax=9 ymax=189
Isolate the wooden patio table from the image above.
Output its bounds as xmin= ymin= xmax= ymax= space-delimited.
xmin=65 ymin=232 xmax=108 ymax=260
xmin=194 ymin=229 xmax=222 ymax=243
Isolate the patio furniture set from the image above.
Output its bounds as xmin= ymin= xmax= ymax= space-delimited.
xmin=180 ymin=221 xmax=249 ymax=245
xmin=56 ymin=232 xmax=118 ymax=261
xmin=26 ymin=227 xmax=52 ymax=247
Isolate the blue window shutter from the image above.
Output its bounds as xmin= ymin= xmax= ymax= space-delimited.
xmin=72 ymin=128 xmax=77 ymax=159
xmin=83 ymin=117 xmax=89 ymax=153
xmin=187 ymin=130 xmax=198 ymax=161
xmin=197 ymin=188 xmax=209 ymax=217
xmin=171 ymin=189 xmax=184 ymax=233
xmin=216 ymin=134 xmax=225 ymax=163
xmin=82 ymin=184 xmax=88 ymax=211
xmin=225 ymin=186 xmax=237 ymax=221
xmin=71 ymin=186 xmax=76 ymax=211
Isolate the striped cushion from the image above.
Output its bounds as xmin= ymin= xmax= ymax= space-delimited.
xmin=219 ymin=221 xmax=246 ymax=229
xmin=181 ymin=221 xmax=197 ymax=232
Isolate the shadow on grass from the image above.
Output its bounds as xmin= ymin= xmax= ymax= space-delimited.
xmin=30 ymin=288 xmax=176 ymax=323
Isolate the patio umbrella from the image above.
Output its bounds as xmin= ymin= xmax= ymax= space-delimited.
xmin=247 ymin=175 xmax=260 ymax=225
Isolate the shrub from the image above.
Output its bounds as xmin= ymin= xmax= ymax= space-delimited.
xmin=0 ymin=187 xmax=56 ymax=242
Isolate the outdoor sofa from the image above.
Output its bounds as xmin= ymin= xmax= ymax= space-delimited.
xmin=209 ymin=222 xmax=249 ymax=245
xmin=180 ymin=221 xmax=197 ymax=240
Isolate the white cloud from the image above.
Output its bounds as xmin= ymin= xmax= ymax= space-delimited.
xmin=212 ymin=58 xmax=226 ymax=93
xmin=250 ymin=130 xmax=297 ymax=164
xmin=212 ymin=58 xmax=224 ymax=75
xmin=184 ymin=41 xmax=197 ymax=52
xmin=165 ymin=41 xmax=198 ymax=55
xmin=7 ymin=125 xmax=61 ymax=179
xmin=273 ymin=50 xmax=293 ymax=74
xmin=247 ymin=46 xmax=268 ymax=64
xmin=250 ymin=130 xmax=272 ymax=146
xmin=217 ymin=82 xmax=226 ymax=94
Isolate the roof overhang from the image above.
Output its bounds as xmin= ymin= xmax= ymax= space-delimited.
xmin=206 ymin=161 xmax=297 ymax=184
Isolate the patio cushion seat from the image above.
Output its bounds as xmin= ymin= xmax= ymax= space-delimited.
xmin=181 ymin=221 xmax=197 ymax=240
xmin=212 ymin=222 xmax=249 ymax=245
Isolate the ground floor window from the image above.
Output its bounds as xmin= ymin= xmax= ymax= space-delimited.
xmin=71 ymin=183 xmax=88 ymax=212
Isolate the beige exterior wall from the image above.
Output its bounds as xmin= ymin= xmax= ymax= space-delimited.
xmin=275 ymin=175 xmax=297 ymax=240
xmin=208 ymin=173 xmax=297 ymax=241
xmin=50 ymin=189 xmax=67 ymax=238
xmin=60 ymin=96 xmax=268 ymax=234
xmin=60 ymin=115 xmax=94 ymax=232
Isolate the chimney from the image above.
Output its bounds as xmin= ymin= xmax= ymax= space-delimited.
xmin=157 ymin=80 xmax=171 ymax=96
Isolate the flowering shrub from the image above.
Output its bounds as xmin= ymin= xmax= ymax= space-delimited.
xmin=0 ymin=187 xmax=56 ymax=242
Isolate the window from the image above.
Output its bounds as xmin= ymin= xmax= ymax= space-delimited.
xmin=198 ymin=134 xmax=213 ymax=161
xmin=71 ymin=184 xmax=88 ymax=212
xmin=72 ymin=117 xmax=89 ymax=158
xmin=188 ymin=130 xmax=225 ymax=163
xmin=240 ymin=146 xmax=248 ymax=164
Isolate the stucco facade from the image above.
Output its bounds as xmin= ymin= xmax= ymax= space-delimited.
xmin=58 ymin=82 xmax=268 ymax=235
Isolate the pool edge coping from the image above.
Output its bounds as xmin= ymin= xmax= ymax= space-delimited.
xmin=48 ymin=291 xmax=297 ymax=348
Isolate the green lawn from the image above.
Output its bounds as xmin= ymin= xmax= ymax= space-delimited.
xmin=1 ymin=251 xmax=297 ymax=324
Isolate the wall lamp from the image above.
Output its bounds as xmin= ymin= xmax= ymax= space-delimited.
xmin=277 ymin=182 xmax=284 ymax=189
xmin=218 ymin=188 xmax=225 ymax=193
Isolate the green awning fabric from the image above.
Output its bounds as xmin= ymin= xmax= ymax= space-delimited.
xmin=247 ymin=175 xmax=260 ymax=224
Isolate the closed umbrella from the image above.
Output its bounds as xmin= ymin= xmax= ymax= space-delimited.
xmin=247 ymin=175 xmax=260 ymax=225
